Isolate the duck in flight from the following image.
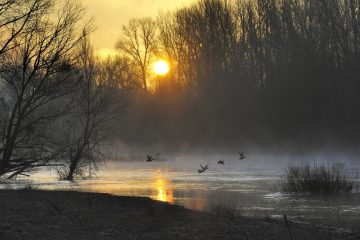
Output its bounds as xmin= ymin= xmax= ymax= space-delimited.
xmin=197 ymin=164 xmax=208 ymax=173
xmin=239 ymin=152 xmax=246 ymax=160
xmin=217 ymin=160 xmax=225 ymax=165
xmin=146 ymin=154 xmax=154 ymax=162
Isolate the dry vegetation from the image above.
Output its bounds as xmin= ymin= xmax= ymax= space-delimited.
xmin=281 ymin=162 xmax=359 ymax=193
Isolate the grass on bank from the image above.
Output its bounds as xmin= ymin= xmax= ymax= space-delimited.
xmin=209 ymin=203 xmax=243 ymax=220
xmin=281 ymin=162 xmax=359 ymax=194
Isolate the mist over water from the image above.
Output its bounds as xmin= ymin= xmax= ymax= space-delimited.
xmin=1 ymin=150 xmax=359 ymax=232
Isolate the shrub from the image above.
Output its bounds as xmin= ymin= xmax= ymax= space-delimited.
xmin=281 ymin=162 xmax=358 ymax=194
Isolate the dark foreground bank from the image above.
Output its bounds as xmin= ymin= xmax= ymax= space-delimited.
xmin=0 ymin=189 xmax=358 ymax=240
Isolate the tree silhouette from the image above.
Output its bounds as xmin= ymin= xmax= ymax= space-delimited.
xmin=116 ymin=18 xmax=158 ymax=94
xmin=0 ymin=0 xmax=90 ymax=178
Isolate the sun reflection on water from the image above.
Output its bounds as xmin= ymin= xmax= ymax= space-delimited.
xmin=153 ymin=175 xmax=174 ymax=203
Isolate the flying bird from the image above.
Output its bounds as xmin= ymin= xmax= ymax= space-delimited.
xmin=217 ymin=160 xmax=225 ymax=165
xmin=239 ymin=152 xmax=246 ymax=160
xmin=146 ymin=155 xmax=154 ymax=162
xmin=197 ymin=164 xmax=208 ymax=174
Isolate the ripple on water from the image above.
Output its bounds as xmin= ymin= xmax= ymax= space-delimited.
xmin=263 ymin=192 xmax=289 ymax=199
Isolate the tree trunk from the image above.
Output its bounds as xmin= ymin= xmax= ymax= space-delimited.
xmin=142 ymin=69 xmax=148 ymax=94
xmin=64 ymin=151 xmax=82 ymax=181
xmin=0 ymin=136 xmax=17 ymax=177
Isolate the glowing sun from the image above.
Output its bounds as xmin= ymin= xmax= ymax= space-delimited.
xmin=153 ymin=60 xmax=169 ymax=75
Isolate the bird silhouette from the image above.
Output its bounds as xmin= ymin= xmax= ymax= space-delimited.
xmin=197 ymin=164 xmax=208 ymax=173
xmin=217 ymin=160 xmax=225 ymax=165
xmin=146 ymin=154 xmax=154 ymax=162
xmin=239 ymin=152 xmax=246 ymax=160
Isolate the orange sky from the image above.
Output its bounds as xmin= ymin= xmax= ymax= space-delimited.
xmin=83 ymin=0 xmax=196 ymax=56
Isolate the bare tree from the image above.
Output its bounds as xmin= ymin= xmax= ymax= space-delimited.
xmin=116 ymin=17 xmax=158 ymax=94
xmin=56 ymin=37 xmax=130 ymax=181
xmin=0 ymin=0 xmax=51 ymax=58
xmin=157 ymin=12 xmax=195 ymax=94
xmin=98 ymin=55 xmax=141 ymax=92
xmin=0 ymin=0 xmax=90 ymax=179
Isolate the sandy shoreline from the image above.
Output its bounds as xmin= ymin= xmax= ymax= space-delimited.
xmin=0 ymin=189 xmax=358 ymax=240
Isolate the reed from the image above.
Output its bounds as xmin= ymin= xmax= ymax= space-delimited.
xmin=281 ymin=162 xmax=358 ymax=194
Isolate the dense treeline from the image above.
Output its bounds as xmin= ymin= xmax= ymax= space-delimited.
xmin=116 ymin=0 xmax=360 ymax=148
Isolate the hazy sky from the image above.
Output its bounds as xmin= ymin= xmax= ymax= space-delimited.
xmin=83 ymin=0 xmax=196 ymax=56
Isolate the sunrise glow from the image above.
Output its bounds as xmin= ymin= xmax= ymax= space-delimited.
xmin=153 ymin=60 xmax=170 ymax=75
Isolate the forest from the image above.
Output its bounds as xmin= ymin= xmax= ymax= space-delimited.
xmin=116 ymin=0 xmax=360 ymax=150
xmin=1 ymin=0 xmax=360 ymax=179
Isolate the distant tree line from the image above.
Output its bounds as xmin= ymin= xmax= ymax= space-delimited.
xmin=115 ymin=0 xmax=360 ymax=148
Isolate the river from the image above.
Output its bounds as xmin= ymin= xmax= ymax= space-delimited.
xmin=1 ymin=153 xmax=359 ymax=232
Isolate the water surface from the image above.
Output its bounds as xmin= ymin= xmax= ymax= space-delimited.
xmin=1 ymin=154 xmax=359 ymax=232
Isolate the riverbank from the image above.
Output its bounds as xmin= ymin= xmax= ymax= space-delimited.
xmin=0 ymin=189 xmax=358 ymax=240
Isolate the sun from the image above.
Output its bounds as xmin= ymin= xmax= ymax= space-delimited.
xmin=153 ymin=60 xmax=169 ymax=75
